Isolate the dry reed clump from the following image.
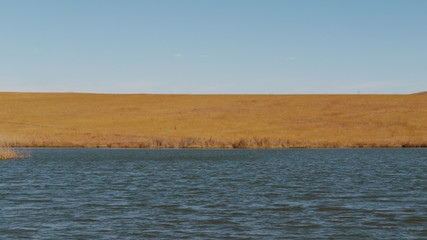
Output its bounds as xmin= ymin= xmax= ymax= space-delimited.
xmin=0 ymin=136 xmax=31 ymax=160
xmin=0 ymin=147 xmax=30 ymax=160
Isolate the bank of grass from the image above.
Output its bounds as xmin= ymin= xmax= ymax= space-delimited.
xmin=3 ymin=136 xmax=426 ymax=149
xmin=0 ymin=92 xmax=426 ymax=148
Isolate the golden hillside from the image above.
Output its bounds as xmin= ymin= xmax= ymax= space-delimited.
xmin=0 ymin=92 xmax=426 ymax=148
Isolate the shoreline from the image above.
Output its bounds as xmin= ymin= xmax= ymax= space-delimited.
xmin=10 ymin=140 xmax=427 ymax=149
xmin=15 ymin=146 xmax=427 ymax=149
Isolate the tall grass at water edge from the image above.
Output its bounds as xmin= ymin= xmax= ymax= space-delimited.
xmin=0 ymin=147 xmax=30 ymax=160
xmin=1 ymin=135 xmax=426 ymax=149
xmin=0 ymin=137 xmax=30 ymax=160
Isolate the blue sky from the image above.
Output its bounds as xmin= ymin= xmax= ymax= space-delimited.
xmin=1 ymin=0 xmax=426 ymax=94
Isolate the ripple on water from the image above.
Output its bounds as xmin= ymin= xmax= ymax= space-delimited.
xmin=0 ymin=148 xmax=426 ymax=239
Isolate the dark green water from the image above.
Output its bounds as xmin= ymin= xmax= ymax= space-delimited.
xmin=1 ymin=148 xmax=426 ymax=239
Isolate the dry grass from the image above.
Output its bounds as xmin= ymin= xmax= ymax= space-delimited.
xmin=0 ymin=138 xmax=30 ymax=159
xmin=0 ymin=92 xmax=426 ymax=148
xmin=0 ymin=147 xmax=29 ymax=160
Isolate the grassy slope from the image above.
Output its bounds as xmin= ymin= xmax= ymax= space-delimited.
xmin=0 ymin=92 xmax=426 ymax=148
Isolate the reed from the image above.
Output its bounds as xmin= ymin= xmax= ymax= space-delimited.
xmin=0 ymin=147 xmax=30 ymax=160
xmin=0 ymin=136 xmax=30 ymax=159
xmin=1 ymin=135 xmax=426 ymax=149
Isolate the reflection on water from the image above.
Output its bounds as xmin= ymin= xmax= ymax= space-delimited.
xmin=1 ymin=148 xmax=426 ymax=239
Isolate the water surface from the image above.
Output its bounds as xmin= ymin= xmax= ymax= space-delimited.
xmin=1 ymin=148 xmax=426 ymax=239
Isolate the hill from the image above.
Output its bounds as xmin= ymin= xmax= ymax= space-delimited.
xmin=0 ymin=92 xmax=426 ymax=148
xmin=413 ymin=91 xmax=427 ymax=95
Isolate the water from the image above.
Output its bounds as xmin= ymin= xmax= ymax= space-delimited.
xmin=1 ymin=148 xmax=426 ymax=239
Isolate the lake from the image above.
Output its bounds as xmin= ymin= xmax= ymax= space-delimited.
xmin=1 ymin=148 xmax=426 ymax=239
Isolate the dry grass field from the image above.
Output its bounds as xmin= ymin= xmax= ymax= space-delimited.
xmin=0 ymin=92 xmax=426 ymax=148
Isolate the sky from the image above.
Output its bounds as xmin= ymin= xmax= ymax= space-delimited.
xmin=0 ymin=0 xmax=426 ymax=94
